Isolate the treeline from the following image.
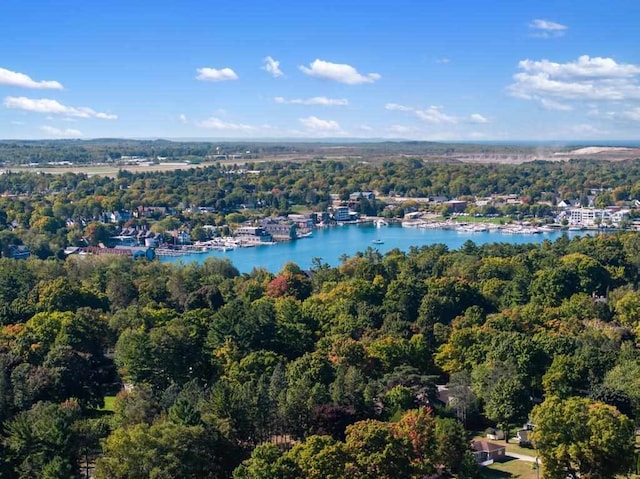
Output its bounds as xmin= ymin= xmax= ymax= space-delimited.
xmin=0 ymin=139 xmax=546 ymax=165
xmin=5 ymin=157 xmax=640 ymax=206
xmin=0 ymin=232 xmax=639 ymax=477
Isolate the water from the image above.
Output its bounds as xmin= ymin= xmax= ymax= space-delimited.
xmin=160 ymin=224 xmax=580 ymax=273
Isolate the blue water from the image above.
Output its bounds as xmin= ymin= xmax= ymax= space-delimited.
xmin=161 ymin=224 xmax=580 ymax=273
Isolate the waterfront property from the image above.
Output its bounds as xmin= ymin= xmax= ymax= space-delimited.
xmin=234 ymin=226 xmax=274 ymax=243
xmin=564 ymin=207 xmax=630 ymax=227
xmin=161 ymin=223 xmax=581 ymax=273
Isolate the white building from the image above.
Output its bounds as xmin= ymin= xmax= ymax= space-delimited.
xmin=567 ymin=208 xmax=630 ymax=226
xmin=331 ymin=206 xmax=360 ymax=222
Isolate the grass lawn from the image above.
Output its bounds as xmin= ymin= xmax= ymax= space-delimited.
xmin=289 ymin=204 xmax=313 ymax=214
xmin=481 ymin=458 xmax=539 ymax=479
xmin=99 ymin=395 xmax=116 ymax=412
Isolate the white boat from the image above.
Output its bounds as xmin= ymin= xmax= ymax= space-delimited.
xmin=376 ymin=219 xmax=389 ymax=227
xmin=371 ymin=239 xmax=384 ymax=244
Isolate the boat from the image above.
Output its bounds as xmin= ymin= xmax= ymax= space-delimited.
xmin=371 ymin=239 xmax=384 ymax=244
xmin=376 ymin=219 xmax=389 ymax=227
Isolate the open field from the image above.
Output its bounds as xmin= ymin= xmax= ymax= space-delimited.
xmin=481 ymin=458 xmax=538 ymax=479
xmin=99 ymin=395 xmax=116 ymax=412
xmin=5 ymin=161 xmax=220 ymax=177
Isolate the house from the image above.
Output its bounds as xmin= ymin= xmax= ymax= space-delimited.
xmin=471 ymin=440 xmax=506 ymax=465
xmin=557 ymin=199 xmax=579 ymax=208
xmin=6 ymin=245 xmax=30 ymax=259
xmin=444 ymin=200 xmax=467 ymax=213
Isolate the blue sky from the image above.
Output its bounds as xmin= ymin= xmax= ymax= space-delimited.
xmin=2 ymin=0 xmax=640 ymax=141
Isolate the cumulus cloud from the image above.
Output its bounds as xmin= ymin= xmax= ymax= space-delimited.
xmin=469 ymin=113 xmax=489 ymax=123
xmin=0 ymin=67 xmax=63 ymax=89
xmin=385 ymin=103 xmax=414 ymax=111
xmin=179 ymin=114 xmax=187 ymax=123
xmin=508 ymin=55 xmax=640 ymax=105
xmin=198 ymin=117 xmax=255 ymax=131
xmin=299 ymin=59 xmax=380 ymax=85
xmin=299 ymin=116 xmax=341 ymax=131
xmin=529 ymin=19 xmax=568 ymax=38
xmin=262 ymin=56 xmax=283 ymax=77
xmin=415 ymin=106 xmax=457 ymax=124
xmin=40 ymin=125 xmax=83 ymax=137
xmin=519 ymin=56 xmax=640 ymax=79
xmin=4 ymin=96 xmax=117 ymax=119
xmin=274 ymin=96 xmax=348 ymax=106
xmin=196 ymin=67 xmax=238 ymax=82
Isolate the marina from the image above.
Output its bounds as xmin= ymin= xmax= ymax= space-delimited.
xmin=160 ymin=222 xmax=584 ymax=273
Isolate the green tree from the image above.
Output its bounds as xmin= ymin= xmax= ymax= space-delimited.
xmin=484 ymin=375 xmax=530 ymax=442
xmin=95 ymin=419 xmax=235 ymax=479
xmin=531 ymin=396 xmax=635 ymax=479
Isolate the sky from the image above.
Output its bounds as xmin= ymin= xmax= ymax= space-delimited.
xmin=2 ymin=0 xmax=640 ymax=142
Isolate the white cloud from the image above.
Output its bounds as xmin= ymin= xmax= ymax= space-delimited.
xmin=299 ymin=59 xmax=380 ymax=85
xmin=40 ymin=125 xmax=83 ymax=137
xmin=619 ymin=108 xmax=640 ymax=121
xmin=385 ymin=103 xmax=414 ymax=111
xmin=299 ymin=116 xmax=341 ymax=133
xmin=179 ymin=114 xmax=187 ymax=123
xmin=469 ymin=113 xmax=489 ymax=123
xmin=10 ymin=120 xmax=25 ymax=125
xmin=519 ymin=56 xmax=640 ymax=79
xmin=415 ymin=106 xmax=457 ymax=124
xmin=540 ymin=98 xmax=573 ymax=111
xmin=436 ymin=58 xmax=451 ymax=64
xmin=198 ymin=117 xmax=255 ymax=131
xmin=358 ymin=125 xmax=373 ymax=131
xmin=529 ymin=19 xmax=568 ymax=38
xmin=196 ymin=67 xmax=238 ymax=82
xmin=262 ymin=56 xmax=283 ymax=78
xmin=4 ymin=96 xmax=117 ymax=119
xmin=274 ymin=96 xmax=348 ymax=106
xmin=508 ymin=56 xmax=640 ymax=103
xmin=0 ymin=67 xmax=63 ymax=90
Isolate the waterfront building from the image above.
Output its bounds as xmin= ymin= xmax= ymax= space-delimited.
xmin=566 ymin=207 xmax=630 ymax=226
xmin=331 ymin=206 xmax=358 ymax=222
xmin=234 ymin=226 xmax=274 ymax=243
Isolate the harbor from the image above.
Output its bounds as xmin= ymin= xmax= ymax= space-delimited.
xmin=159 ymin=222 xmax=584 ymax=273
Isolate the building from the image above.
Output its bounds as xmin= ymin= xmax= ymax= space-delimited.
xmin=471 ymin=440 xmax=506 ymax=465
xmin=567 ymin=207 xmax=630 ymax=227
xmin=259 ymin=218 xmax=297 ymax=241
xmin=349 ymin=191 xmax=375 ymax=201
xmin=330 ymin=206 xmax=359 ymax=222
xmin=234 ymin=226 xmax=273 ymax=243
xmin=6 ymin=245 xmax=30 ymax=259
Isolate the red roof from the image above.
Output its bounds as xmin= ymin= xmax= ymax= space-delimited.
xmin=471 ymin=440 xmax=506 ymax=453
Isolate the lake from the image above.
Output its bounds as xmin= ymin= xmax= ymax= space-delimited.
xmin=160 ymin=224 xmax=582 ymax=273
